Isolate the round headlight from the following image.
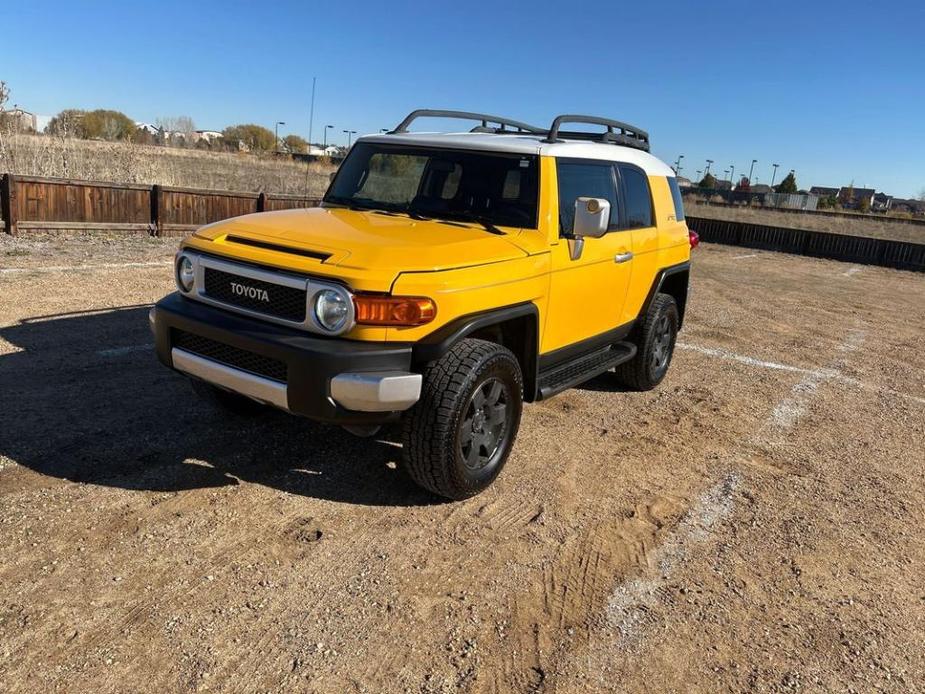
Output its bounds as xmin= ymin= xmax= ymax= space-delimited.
xmin=176 ymin=255 xmax=195 ymax=292
xmin=314 ymin=288 xmax=350 ymax=332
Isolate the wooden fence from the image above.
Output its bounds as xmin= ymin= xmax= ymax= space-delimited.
xmin=0 ymin=174 xmax=321 ymax=237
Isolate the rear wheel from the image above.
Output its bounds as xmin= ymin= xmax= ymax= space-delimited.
xmin=614 ymin=293 xmax=679 ymax=391
xmin=190 ymin=379 xmax=267 ymax=416
xmin=401 ymin=339 xmax=523 ymax=500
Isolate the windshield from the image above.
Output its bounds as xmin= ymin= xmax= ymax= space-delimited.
xmin=325 ymin=142 xmax=539 ymax=229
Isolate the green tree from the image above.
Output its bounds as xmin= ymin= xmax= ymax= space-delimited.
xmin=81 ymin=110 xmax=136 ymax=140
xmin=46 ymin=108 xmax=135 ymax=140
xmin=698 ymin=172 xmax=717 ymax=189
xmin=282 ymin=134 xmax=309 ymax=153
xmin=222 ymin=124 xmax=276 ymax=152
xmin=775 ymin=172 xmax=798 ymax=194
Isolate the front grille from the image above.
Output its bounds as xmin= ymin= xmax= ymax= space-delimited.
xmin=203 ymin=267 xmax=307 ymax=322
xmin=173 ymin=330 xmax=287 ymax=383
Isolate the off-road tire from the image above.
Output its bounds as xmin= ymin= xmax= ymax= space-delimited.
xmin=614 ymin=293 xmax=679 ymax=391
xmin=190 ymin=379 xmax=267 ymax=416
xmin=401 ymin=339 xmax=523 ymax=500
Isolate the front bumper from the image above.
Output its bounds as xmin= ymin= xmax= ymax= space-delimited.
xmin=152 ymin=292 xmax=420 ymax=424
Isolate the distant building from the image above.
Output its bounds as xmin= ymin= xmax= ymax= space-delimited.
xmin=872 ymin=192 xmax=893 ymax=212
xmin=135 ymin=122 xmax=161 ymax=137
xmin=193 ymin=130 xmax=223 ymax=143
xmin=810 ymin=186 xmax=840 ymax=198
xmin=1 ymin=106 xmax=37 ymax=132
xmin=891 ymin=198 xmax=925 ymax=216
xmin=307 ymin=145 xmax=341 ymax=157
xmin=838 ymin=187 xmax=876 ymax=209
xmin=750 ymin=184 xmax=772 ymax=194
xmin=676 ymin=176 xmax=693 ymax=188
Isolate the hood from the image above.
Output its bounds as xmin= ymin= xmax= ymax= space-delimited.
xmin=187 ymin=207 xmax=530 ymax=291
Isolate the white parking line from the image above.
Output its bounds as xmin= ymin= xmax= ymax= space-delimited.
xmin=842 ymin=266 xmax=863 ymax=277
xmin=675 ymin=342 xmax=833 ymax=378
xmin=0 ymin=261 xmax=171 ymax=275
xmin=731 ymin=253 xmax=759 ymax=259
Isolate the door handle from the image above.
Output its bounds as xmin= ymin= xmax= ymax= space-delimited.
xmin=614 ymin=251 xmax=634 ymax=263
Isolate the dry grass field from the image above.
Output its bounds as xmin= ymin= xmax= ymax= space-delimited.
xmin=0 ymin=134 xmax=335 ymax=196
xmin=1 ymin=234 xmax=923 ymax=692
xmin=688 ymin=202 xmax=925 ymax=244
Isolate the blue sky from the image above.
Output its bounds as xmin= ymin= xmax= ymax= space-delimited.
xmin=5 ymin=1 xmax=924 ymax=197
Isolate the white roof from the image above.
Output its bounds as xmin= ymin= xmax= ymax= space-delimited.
xmin=357 ymin=131 xmax=675 ymax=177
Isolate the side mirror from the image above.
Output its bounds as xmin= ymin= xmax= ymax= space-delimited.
xmin=568 ymin=197 xmax=610 ymax=260
xmin=573 ymin=197 xmax=610 ymax=238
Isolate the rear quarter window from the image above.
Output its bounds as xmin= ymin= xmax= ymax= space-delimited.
xmin=618 ymin=165 xmax=653 ymax=228
xmin=668 ymin=177 xmax=686 ymax=222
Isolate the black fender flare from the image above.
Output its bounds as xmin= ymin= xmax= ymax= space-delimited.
xmin=639 ymin=261 xmax=690 ymax=328
xmin=412 ymin=302 xmax=540 ymax=400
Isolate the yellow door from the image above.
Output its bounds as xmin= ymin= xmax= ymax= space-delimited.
xmin=540 ymin=159 xmax=634 ymax=355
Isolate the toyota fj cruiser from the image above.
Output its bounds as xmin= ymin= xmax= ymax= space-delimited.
xmin=151 ymin=110 xmax=694 ymax=499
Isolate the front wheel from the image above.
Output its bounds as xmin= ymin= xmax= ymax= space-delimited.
xmin=401 ymin=339 xmax=523 ymax=500
xmin=614 ymin=293 xmax=679 ymax=391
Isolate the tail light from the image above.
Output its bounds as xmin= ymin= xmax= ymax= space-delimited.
xmin=354 ymin=295 xmax=436 ymax=326
xmin=689 ymin=229 xmax=700 ymax=249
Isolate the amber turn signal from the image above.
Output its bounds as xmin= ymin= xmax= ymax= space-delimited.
xmin=354 ymin=295 xmax=436 ymax=326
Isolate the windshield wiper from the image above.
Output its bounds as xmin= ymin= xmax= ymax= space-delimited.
xmin=448 ymin=212 xmax=506 ymax=235
xmin=409 ymin=209 xmax=506 ymax=235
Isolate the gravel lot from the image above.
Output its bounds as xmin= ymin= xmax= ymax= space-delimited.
xmin=1 ymin=234 xmax=923 ymax=693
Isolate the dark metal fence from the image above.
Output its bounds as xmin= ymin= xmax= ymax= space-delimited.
xmin=687 ymin=216 xmax=925 ymax=272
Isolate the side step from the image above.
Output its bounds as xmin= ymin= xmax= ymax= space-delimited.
xmin=536 ymin=341 xmax=637 ymax=400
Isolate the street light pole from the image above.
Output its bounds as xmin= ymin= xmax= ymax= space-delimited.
xmin=705 ymin=159 xmax=713 ymax=177
xmin=674 ymin=154 xmax=684 ymax=176
xmin=275 ymin=121 xmax=285 ymax=153
xmin=748 ymin=159 xmax=757 ymax=184
xmin=770 ymin=163 xmax=780 ymax=188
xmin=323 ymin=124 xmax=333 ymax=150
xmin=729 ymin=164 xmax=735 ymax=186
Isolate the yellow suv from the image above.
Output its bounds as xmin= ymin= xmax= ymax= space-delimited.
xmin=151 ymin=110 xmax=693 ymax=499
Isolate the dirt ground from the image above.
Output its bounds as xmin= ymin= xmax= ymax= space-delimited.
xmin=1 ymin=233 xmax=923 ymax=693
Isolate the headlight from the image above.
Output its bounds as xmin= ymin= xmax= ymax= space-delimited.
xmin=176 ymin=254 xmax=195 ymax=292
xmin=314 ymin=288 xmax=350 ymax=332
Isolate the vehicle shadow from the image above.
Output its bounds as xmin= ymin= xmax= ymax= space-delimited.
xmin=0 ymin=305 xmax=438 ymax=507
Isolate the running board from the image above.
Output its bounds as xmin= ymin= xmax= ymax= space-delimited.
xmin=536 ymin=341 xmax=637 ymax=400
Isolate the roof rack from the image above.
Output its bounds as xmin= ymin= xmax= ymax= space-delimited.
xmin=389 ymin=109 xmax=543 ymax=135
xmin=542 ymin=114 xmax=650 ymax=152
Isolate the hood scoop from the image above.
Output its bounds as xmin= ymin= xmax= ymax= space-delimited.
xmin=224 ymin=235 xmax=332 ymax=262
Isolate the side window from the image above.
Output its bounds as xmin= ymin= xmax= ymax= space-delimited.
xmin=668 ymin=176 xmax=685 ymax=221
xmin=556 ymin=161 xmax=619 ymax=234
xmin=619 ymin=165 xmax=653 ymax=228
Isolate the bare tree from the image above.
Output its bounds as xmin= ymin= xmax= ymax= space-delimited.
xmin=0 ymin=81 xmax=11 ymax=171
xmin=156 ymin=115 xmax=196 ymax=146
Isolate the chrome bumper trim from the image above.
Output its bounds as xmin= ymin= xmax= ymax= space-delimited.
xmin=330 ymin=371 xmax=422 ymax=412
xmin=171 ymin=347 xmax=289 ymax=410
